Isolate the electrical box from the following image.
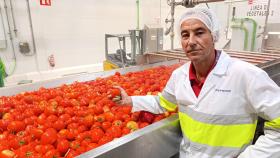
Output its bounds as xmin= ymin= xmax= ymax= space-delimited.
xmin=264 ymin=23 xmax=280 ymax=51
xmin=143 ymin=25 xmax=163 ymax=53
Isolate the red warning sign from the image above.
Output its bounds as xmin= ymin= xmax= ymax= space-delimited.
xmin=40 ymin=0 xmax=51 ymax=6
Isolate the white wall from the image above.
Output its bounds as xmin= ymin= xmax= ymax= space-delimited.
xmin=0 ymin=0 xmax=279 ymax=86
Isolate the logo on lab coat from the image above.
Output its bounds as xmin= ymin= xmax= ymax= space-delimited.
xmin=215 ymin=89 xmax=231 ymax=93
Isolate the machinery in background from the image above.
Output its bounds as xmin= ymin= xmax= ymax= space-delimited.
xmin=103 ymin=26 xmax=163 ymax=70
xmin=103 ymin=0 xmax=226 ymax=71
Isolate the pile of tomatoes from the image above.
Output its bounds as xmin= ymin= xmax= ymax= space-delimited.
xmin=0 ymin=63 xmax=181 ymax=158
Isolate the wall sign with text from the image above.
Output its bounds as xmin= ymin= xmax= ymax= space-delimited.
xmin=40 ymin=0 xmax=51 ymax=6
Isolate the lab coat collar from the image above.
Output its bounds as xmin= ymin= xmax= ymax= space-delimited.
xmin=181 ymin=50 xmax=231 ymax=77
xmin=212 ymin=50 xmax=231 ymax=76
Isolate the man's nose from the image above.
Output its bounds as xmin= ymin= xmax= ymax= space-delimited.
xmin=188 ymin=34 xmax=197 ymax=47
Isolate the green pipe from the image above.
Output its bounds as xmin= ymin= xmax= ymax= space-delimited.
xmin=231 ymin=25 xmax=249 ymax=50
xmin=232 ymin=18 xmax=257 ymax=51
xmin=243 ymin=18 xmax=257 ymax=51
xmin=136 ymin=0 xmax=140 ymax=29
xmin=0 ymin=58 xmax=7 ymax=87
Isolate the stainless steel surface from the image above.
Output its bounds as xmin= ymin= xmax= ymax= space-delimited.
xmin=77 ymin=114 xmax=181 ymax=158
xmin=263 ymin=23 xmax=280 ymax=52
xmin=143 ymin=26 xmax=163 ymax=53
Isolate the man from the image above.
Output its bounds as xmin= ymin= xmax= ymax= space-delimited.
xmin=117 ymin=8 xmax=280 ymax=158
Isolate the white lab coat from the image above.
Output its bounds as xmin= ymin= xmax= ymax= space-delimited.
xmin=131 ymin=50 xmax=280 ymax=158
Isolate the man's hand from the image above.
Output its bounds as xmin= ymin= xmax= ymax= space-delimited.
xmin=113 ymin=86 xmax=132 ymax=105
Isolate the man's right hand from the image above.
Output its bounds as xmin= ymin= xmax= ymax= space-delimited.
xmin=113 ymin=86 xmax=132 ymax=105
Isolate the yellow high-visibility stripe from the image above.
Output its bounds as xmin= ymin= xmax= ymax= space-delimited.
xmin=265 ymin=117 xmax=280 ymax=129
xmin=158 ymin=93 xmax=177 ymax=112
xmin=179 ymin=112 xmax=257 ymax=148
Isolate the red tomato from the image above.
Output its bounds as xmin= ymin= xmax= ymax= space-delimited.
xmin=41 ymin=128 xmax=57 ymax=145
xmin=70 ymin=140 xmax=80 ymax=150
xmin=7 ymin=121 xmax=25 ymax=133
xmin=56 ymin=139 xmax=70 ymax=155
xmin=106 ymin=126 xmax=122 ymax=138
xmin=101 ymin=121 xmax=112 ymax=131
xmin=45 ymin=149 xmax=60 ymax=158
xmin=90 ymin=128 xmax=104 ymax=143
xmin=139 ymin=122 xmax=150 ymax=128
xmin=58 ymin=113 xmax=71 ymax=122
xmin=86 ymin=143 xmax=99 ymax=151
xmin=94 ymin=114 xmax=105 ymax=123
xmin=47 ymin=114 xmax=58 ymax=122
xmin=53 ymin=120 xmax=66 ymax=131
xmin=30 ymin=127 xmax=44 ymax=139
xmin=91 ymin=122 xmax=102 ymax=129
xmin=77 ymin=125 xmax=87 ymax=133
xmin=37 ymin=113 xmax=47 ymax=125
xmin=112 ymin=120 xmax=123 ymax=127
xmin=98 ymin=135 xmax=113 ymax=146
xmin=104 ymin=112 xmax=115 ymax=122
xmin=83 ymin=114 xmax=94 ymax=128
xmin=131 ymin=111 xmax=140 ymax=121
xmin=0 ymin=120 xmax=9 ymax=132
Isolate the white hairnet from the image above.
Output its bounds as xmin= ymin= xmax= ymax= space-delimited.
xmin=177 ymin=8 xmax=220 ymax=42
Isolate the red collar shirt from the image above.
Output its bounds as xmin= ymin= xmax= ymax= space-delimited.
xmin=189 ymin=51 xmax=218 ymax=97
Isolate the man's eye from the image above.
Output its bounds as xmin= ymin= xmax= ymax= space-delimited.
xmin=196 ymin=31 xmax=204 ymax=36
xmin=181 ymin=34 xmax=189 ymax=38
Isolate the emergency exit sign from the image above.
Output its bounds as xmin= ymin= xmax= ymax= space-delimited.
xmin=40 ymin=0 xmax=51 ymax=6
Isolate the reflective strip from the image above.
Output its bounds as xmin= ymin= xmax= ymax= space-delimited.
xmin=179 ymin=112 xmax=257 ymax=148
xmin=181 ymin=106 xmax=258 ymax=125
xmin=265 ymin=117 xmax=280 ymax=129
xmin=181 ymin=134 xmax=248 ymax=157
xmin=158 ymin=93 xmax=177 ymax=111
xmin=162 ymin=90 xmax=177 ymax=104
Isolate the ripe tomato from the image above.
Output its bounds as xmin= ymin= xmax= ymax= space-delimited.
xmin=0 ymin=120 xmax=9 ymax=132
xmin=139 ymin=122 xmax=150 ymax=128
xmin=86 ymin=143 xmax=99 ymax=151
xmin=112 ymin=120 xmax=123 ymax=127
xmin=56 ymin=139 xmax=70 ymax=155
xmin=104 ymin=112 xmax=115 ymax=122
xmin=53 ymin=120 xmax=66 ymax=131
xmin=45 ymin=149 xmax=60 ymax=158
xmin=58 ymin=113 xmax=71 ymax=122
xmin=7 ymin=121 xmax=25 ymax=133
xmin=101 ymin=121 xmax=112 ymax=131
xmin=70 ymin=140 xmax=80 ymax=150
xmin=83 ymin=114 xmax=94 ymax=128
xmin=98 ymin=135 xmax=113 ymax=146
xmin=47 ymin=114 xmax=58 ymax=123
xmin=90 ymin=128 xmax=104 ymax=143
xmin=41 ymin=128 xmax=57 ymax=145
xmin=94 ymin=114 xmax=105 ymax=123
xmin=106 ymin=126 xmax=122 ymax=138
xmin=131 ymin=112 xmax=140 ymax=121
xmin=30 ymin=127 xmax=44 ymax=139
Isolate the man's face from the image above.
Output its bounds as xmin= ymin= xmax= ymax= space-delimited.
xmin=180 ymin=19 xmax=215 ymax=63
